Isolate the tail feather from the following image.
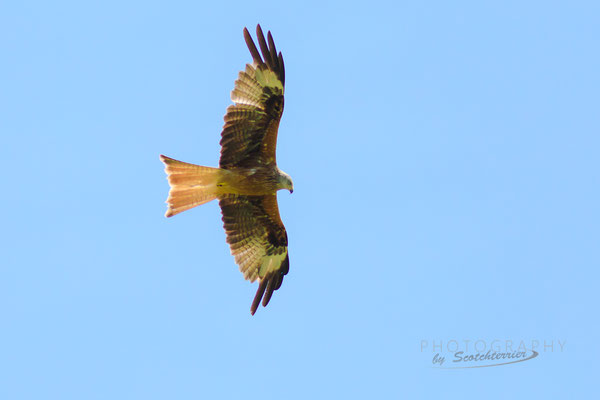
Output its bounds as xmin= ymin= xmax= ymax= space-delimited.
xmin=160 ymin=155 xmax=221 ymax=217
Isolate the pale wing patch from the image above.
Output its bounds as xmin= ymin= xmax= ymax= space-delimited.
xmin=258 ymin=251 xmax=288 ymax=277
xmin=254 ymin=67 xmax=284 ymax=91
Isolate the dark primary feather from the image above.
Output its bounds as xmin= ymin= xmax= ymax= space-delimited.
xmin=251 ymin=279 xmax=269 ymax=315
xmin=243 ymin=27 xmax=262 ymax=65
xmin=278 ymin=52 xmax=285 ymax=86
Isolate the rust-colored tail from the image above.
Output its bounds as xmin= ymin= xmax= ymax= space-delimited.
xmin=160 ymin=155 xmax=221 ymax=217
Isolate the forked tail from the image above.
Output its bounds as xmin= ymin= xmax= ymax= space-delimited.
xmin=160 ymin=155 xmax=222 ymax=217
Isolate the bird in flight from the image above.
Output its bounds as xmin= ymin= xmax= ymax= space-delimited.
xmin=160 ymin=25 xmax=292 ymax=315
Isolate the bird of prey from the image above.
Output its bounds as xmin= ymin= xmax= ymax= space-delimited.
xmin=160 ymin=25 xmax=292 ymax=315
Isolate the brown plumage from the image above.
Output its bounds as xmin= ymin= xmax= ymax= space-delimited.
xmin=160 ymin=25 xmax=293 ymax=315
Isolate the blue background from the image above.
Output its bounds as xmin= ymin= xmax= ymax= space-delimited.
xmin=2 ymin=1 xmax=598 ymax=398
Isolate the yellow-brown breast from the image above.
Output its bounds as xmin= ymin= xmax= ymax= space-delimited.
xmin=217 ymin=166 xmax=282 ymax=196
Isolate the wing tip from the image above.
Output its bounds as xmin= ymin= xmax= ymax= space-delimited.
xmin=248 ymin=254 xmax=290 ymax=315
xmin=250 ymin=279 xmax=268 ymax=315
xmin=242 ymin=24 xmax=285 ymax=86
xmin=244 ymin=25 xmax=262 ymax=65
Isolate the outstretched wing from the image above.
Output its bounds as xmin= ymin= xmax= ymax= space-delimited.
xmin=219 ymin=25 xmax=285 ymax=169
xmin=219 ymin=194 xmax=289 ymax=315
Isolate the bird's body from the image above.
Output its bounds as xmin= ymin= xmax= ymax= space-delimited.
xmin=220 ymin=165 xmax=292 ymax=196
xmin=160 ymin=25 xmax=292 ymax=315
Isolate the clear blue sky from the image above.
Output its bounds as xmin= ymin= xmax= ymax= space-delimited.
xmin=2 ymin=1 xmax=599 ymax=398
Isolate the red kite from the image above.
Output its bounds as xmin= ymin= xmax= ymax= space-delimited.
xmin=160 ymin=25 xmax=292 ymax=315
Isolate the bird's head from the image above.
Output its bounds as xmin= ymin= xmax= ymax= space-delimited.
xmin=278 ymin=169 xmax=294 ymax=194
